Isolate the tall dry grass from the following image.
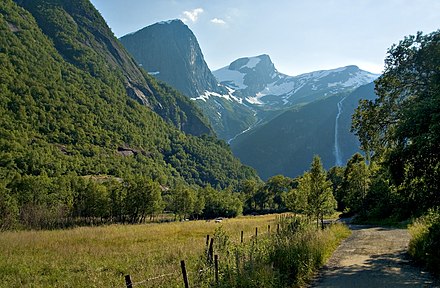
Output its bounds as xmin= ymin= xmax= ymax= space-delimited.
xmin=0 ymin=214 xmax=278 ymax=287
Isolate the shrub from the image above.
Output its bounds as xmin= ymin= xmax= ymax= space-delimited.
xmin=408 ymin=209 xmax=440 ymax=275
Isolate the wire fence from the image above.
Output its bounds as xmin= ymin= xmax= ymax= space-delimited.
xmin=120 ymin=219 xmax=308 ymax=288
xmin=122 ymin=222 xmax=282 ymax=288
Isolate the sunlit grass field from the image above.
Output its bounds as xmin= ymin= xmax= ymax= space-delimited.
xmin=0 ymin=214 xmax=280 ymax=287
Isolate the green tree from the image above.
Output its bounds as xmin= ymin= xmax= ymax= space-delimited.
xmin=193 ymin=188 xmax=206 ymax=219
xmin=170 ymin=184 xmax=195 ymax=220
xmin=284 ymin=176 xmax=308 ymax=215
xmin=265 ymin=175 xmax=292 ymax=211
xmin=302 ymin=156 xmax=337 ymax=228
xmin=0 ymin=181 xmax=19 ymax=230
xmin=352 ymin=30 xmax=440 ymax=215
xmin=240 ymin=179 xmax=261 ymax=213
xmin=344 ymin=161 xmax=370 ymax=215
xmin=327 ymin=166 xmax=345 ymax=211
xmin=340 ymin=153 xmax=366 ymax=211
xmin=146 ymin=182 xmax=164 ymax=221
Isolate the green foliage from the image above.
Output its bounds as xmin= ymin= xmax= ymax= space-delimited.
xmin=291 ymin=156 xmax=337 ymax=227
xmin=201 ymin=185 xmax=243 ymax=218
xmin=169 ymin=184 xmax=196 ymax=220
xmin=352 ymin=30 xmax=440 ymax=216
xmin=242 ymin=175 xmax=294 ymax=214
xmin=344 ymin=159 xmax=370 ymax=214
xmin=0 ymin=182 xmax=18 ymax=230
xmin=408 ymin=209 xmax=440 ymax=275
xmin=0 ymin=0 xmax=259 ymax=229
xmin=327 ymin=166 xmax=345 ymax=211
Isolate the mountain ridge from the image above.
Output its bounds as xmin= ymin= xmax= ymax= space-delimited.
xmin=213 ymin=55 xmax=379 ymax=108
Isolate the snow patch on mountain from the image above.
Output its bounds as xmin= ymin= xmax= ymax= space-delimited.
xmin=191 ymin=88 xmax=242 ymax=104
xmin=157 ymin=19 xmax=181 ymax=25
xmin=243 ymin=57 xmax=261 ymax=69
xmin=214 ymin=68 xmax=247 ymax=89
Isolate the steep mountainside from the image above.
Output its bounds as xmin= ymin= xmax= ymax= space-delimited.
xmin=231 ymin=83 xmax=377 ymax=179
xmin=120 ymin=19 xmax=221 ymax=99
xmin=14 ymin=0 xmax=212 ymax=136
xmin=120 ymin=20 xmax=256 ymax=140
xmin=0 ymin=0 xmax=258 ymax=189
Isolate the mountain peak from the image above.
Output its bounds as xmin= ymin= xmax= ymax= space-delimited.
xmin=157 ymin=19 xmax=184 ymax=25
xmin=120 ymin=18 xmax=221 ymax=99
xmin=228 ymin=54 xmax=273 ymax=71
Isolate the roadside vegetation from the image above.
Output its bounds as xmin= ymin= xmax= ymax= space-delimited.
xmin=408 ymin=209 xmax=440 ymax=275
xmin=205 ymin=218 xmax=350 ymax=288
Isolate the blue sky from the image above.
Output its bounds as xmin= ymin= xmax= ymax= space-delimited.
xmin=90 ymin=0 xmax=439 ymax=75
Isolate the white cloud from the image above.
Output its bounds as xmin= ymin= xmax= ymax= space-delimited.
xmin=211 ymin=18 xmax=226 ymax=25
xmin=182 ymin=8 xmax=204 ymax=23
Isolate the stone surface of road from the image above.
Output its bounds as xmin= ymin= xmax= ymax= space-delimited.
xmin=311 ymin=225 xmax=439 ymax=288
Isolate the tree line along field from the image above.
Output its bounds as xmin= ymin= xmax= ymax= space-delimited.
xmin=0 ymin=215 xmax=279 ymax=287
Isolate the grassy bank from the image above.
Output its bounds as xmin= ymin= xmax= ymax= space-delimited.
xmin=408 ymin=209 xmax=440 ymax=275
xmin=203 ymin=218 xmax=351 ymax=288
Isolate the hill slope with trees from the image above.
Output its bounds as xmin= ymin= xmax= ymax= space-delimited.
xmin=0 ymin=0 xmax=259 ymax=229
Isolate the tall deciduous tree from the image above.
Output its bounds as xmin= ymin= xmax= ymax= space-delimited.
xmin=352 ymin=30 xmax=440 ymax=215
xmin=296 ymin=156 xmax=337 ymax=228
xmin=170 ymin=184 xmax=195 ymax=221
xmin=344 ymin=161 xmax=370 ymax=214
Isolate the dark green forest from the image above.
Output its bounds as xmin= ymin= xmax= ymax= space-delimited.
xmin=0 ymin=0 xmax=258 ymax=229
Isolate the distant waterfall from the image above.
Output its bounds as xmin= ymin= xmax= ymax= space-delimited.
xmin=334 ymin=96 xmax=347 ymax=166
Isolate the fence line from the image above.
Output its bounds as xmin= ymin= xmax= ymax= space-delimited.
xmin=123 ymin=222 xmax=281 ymax=287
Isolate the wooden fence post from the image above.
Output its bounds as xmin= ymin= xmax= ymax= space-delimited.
xmin=240 ymin=231 xmax=244 ymax=243
xmin=277 ymin=223 xmax=280 ymax=234
xmin=206 ymin=234 xmax=210 ymax=247
xmin=181 ymin=260 xmax=190 ymax=288
xmin=255 ymin=227 xmax=258 ymax=243
xmin=214 ymin=254 xmax=219 ymax=284
xmin=235 ymin=250 xmax=240 ymax=275
xmin=124 ymin=275 xmax=133 ymax=288
xmin=208 ymin=238 xmax=214 ymax=263
xmin=268 ymin=224 xmax=271 ymax=235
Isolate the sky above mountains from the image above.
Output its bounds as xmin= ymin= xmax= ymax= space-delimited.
xmin=90 ymin=0 xmax=439 ymax=76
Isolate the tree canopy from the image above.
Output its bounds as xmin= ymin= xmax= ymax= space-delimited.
xmin=352 ymin=30 xmax=440 ymax=216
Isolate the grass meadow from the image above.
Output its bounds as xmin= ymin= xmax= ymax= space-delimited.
xmin=0 ymin=215 xmax=280 ymax=287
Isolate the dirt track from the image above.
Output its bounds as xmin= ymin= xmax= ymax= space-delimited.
xmin=311 ymin=225 xmax=438 ymax=288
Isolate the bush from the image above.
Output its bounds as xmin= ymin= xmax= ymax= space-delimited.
xmin=408 ymin=209 xmax=440 ymax=275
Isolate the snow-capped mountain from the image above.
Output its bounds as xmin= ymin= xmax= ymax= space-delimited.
xmin=214 ymin=54 xmax=380 ymax=109
xmin=120 ymin=19 xmax=255 ymax=140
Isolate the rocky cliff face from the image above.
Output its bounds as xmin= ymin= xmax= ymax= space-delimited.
xmin=120 ymin=19 xmax=255 ymax=140
xmin=14 ymin=1 xmax=212 ymax=136
xmin=120 ymin=19 xmax=223 ymax=98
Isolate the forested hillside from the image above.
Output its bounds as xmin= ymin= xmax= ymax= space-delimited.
xmin=0 ymin=0 xmax=258 ymax=229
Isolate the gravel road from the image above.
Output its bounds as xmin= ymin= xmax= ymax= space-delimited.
xmin=311 ymin=225 xmax=438 ymax=288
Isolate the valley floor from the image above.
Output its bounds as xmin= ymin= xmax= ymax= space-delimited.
xmin=310 ymin=225 xmax=438 ymax=288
